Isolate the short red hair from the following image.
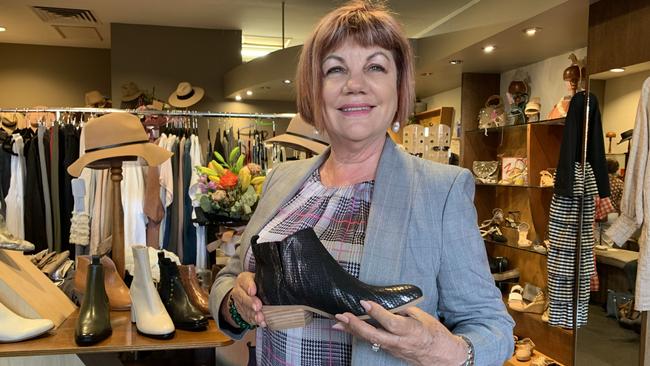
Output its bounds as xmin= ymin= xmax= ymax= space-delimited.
xmin=296 ymin=0 xmax=415 ymax=131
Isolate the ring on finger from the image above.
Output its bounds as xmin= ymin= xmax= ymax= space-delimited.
xmin=371 ymin=343 xmax=381 ymax=352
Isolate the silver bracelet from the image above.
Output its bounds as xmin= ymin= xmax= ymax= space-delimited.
xmin=457 ymin=335 xmax=475 ymax=366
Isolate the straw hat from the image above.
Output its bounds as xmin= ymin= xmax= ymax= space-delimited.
xmin=0 ymin=112 xmax=25 ymax=130
xmin=67 ymin=113 xmax=172 ymax=177
xmin=265 ymin=114 xmax=330 ymax=154
xmin=85 ymin=90 xmax=107 ymax=107
xmin=121 ymin=82 xmax=144 ymax=102
xmin=168 ymin=82 xmax=204 ymax=108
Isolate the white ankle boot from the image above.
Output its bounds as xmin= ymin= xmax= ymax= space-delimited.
xmin=130 ymin=245 xmax=175 ymax=339
xmin=0 ymin=301 xmax=54 ymax=342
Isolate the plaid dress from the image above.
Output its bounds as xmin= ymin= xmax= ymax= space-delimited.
xmin=243 ymin=170 xmax=374 ymax=366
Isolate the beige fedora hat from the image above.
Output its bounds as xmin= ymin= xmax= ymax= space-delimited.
xmin=265 ymin=114 xmax=330 ymax=154
xmin=85 ymin=90 xmax=106 ymax=107
xmin=67 ymin=113 xmax=172 ymax=177
xmin=121 ymin=82 xmax=144 ymax=102
xmin=168 ymin=81 xmax=205 ymax=108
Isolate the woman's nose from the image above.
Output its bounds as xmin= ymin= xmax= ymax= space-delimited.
xmin=343 ymin=71 xmax=367 ymax=94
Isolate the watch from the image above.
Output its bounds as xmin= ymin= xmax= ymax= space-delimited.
xmin=458 ymin=335 xmax=475 ymax=366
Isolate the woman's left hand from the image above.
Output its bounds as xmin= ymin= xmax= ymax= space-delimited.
xmin=332 ymin=300 xmax=468 ymax=366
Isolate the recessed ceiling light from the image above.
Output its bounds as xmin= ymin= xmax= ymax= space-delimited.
xmin=483 ymin=45 xmax=496 ymax=53
xmin=283 ymin=79 xmax=292 ymax=84
xmin=610 ymin=68 xmax=625 ymax=73
xmin=524 ymin=27 xmax=541 ymax=36
xmin=420 ymin=72 xmax=433 ymax=77
xmin=0 ymin=26 xmax=6 ymax=32
xmin=246 ymin=90 xmax=253 ymax=96
xmin=235 ymin=95 xmax=242 ymax=101
xmin=449 ymin=60 xmax=463 ymax=65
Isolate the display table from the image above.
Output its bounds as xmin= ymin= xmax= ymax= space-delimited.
xmin=0 ymin=310 xmax=233 ymax=366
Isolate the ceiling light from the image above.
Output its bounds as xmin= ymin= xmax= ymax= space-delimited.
xmin=235 ymin=95 xmax=242 ymax=101
xmin=283 ymin=79 xmax=292 ymax=84
xmin=246 ymin=90 xmax=253 ymax=96
xmin=420 ymin=72 xmax=433 ymax=77
xmin=524 ymin=27 xmax=541 ymax=36
xmin=483 ymin=45 xmax=496 ymax=53
xmin=610 ymin=68 xmax=625 ymax=73
xmin=0 ymin=26 xmax=6 ymax=32
xmin=449 ymin=60 xmax=462 ymax=65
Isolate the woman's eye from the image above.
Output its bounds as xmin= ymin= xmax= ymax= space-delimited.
xmin=325 ymin=66 xmax=345 ymax=75
xmin=368 ymin=64 xmax=386 ymax=72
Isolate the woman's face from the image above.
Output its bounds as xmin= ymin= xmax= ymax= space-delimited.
xmin=321 ymin=40 xmax=398 ymax=145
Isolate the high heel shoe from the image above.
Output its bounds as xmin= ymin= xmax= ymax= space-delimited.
xmin=179 ymin=264 xmax=210 ymax=315
xmin=75 ymin=255 xmax=131 ymax=311
xmin=158 ymin=254 xmax=208 ymax=331
xmin=252 ymin=228 xmax=423 ymax=331
xmin=75 ymin=256 xmax=112 ymax=346
xmin=0 ymin=301 xmax=54 ymax=342
xmin=130 ymin=246 xmax=175 ymax=339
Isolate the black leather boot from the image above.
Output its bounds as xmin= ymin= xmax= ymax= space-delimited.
xmin=157 ymin=253 xmax=208 ymax=331
xmin=75 ymin=256 xmax=112 ymax=346
xmin=252 ymin=227 xmax=423 ymax=319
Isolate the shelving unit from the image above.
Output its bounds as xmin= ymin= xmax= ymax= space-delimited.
xmin=413 ymin=106 xmax=454 ymax=127
xmin=460 ymin=73 xmax=571 ymax=365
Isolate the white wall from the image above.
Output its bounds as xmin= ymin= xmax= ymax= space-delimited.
xmin=0 ymin=43 xmax=110 ymax=108
xmin=601 ymin=69 xmax=650 ymax=154
xmin=500 ymin=47 xmax=588 ymax=118
xmin=420 ymin=87 xmax=461 ymax=120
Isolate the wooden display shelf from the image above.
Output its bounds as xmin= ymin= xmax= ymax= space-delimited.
xmin=465 ymin=118 xmax=565 ymax=134
xmin=413 ymin=106 xmax=454 ymax=126
xmin=505 ymin=349 xmax=565 ymax=366
xmin=0 ymin=310 xmax=233 ymax=358
xmin=507 ymin=308 xmax=573 ymax=366
xmin=476 ymin=182 xmax=553 ymax=189
xmin=484 ymin=239 xmax=547 ymax=256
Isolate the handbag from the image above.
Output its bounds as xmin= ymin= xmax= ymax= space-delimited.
xmin=472 ymin=161 xmax=499 ymax=183
xmin=477 ymin=95 xmax=505 ymax=129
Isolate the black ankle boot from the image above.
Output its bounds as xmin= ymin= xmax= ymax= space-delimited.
xmin=75 ymin=255 xmax=112 ymax=345
xmin=157 ymin=254 xmax=208 ymax=331
xmin=252 ymin=228 xmax=423 ymax=318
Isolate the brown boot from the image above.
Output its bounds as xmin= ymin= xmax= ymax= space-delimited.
xmin=75 ymin=255 xmax=131 ymax=311
xmin=178 ymin=265 xmax=210 ymax=315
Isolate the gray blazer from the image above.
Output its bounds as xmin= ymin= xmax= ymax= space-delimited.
xmin=210 ymin=137 xmax=514 ymax=365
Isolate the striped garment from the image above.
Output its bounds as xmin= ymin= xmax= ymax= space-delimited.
xmin=547 ymin=163 xmax=598 ymax=328
xmin=243 ymin=170 xmax=374 ymax=366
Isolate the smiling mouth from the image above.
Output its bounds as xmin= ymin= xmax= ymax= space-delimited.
xmin=338 ymin=105 xmax=375 ymax=112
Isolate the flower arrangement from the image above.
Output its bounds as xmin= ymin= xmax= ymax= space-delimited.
xmin=194 ymin=147 xmax=266 ymax=221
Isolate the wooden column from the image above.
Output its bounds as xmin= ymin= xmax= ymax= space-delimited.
xmin=110 ymin=160 xmax=125 ymax=278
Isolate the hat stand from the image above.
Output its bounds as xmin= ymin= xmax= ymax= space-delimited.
xmin=87 ymin=156 xmax=137 ymax=278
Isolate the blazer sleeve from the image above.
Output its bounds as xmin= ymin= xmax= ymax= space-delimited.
xmin=606 ymin=79 xmax=650 ymax=245
xmin=436 ymin=169 xmax=515 ymax=365
xmin=208 ymin=165 xmax=281 ymax=339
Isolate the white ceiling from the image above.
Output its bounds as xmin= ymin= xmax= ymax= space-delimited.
xmin=0 ymin=0 xmax=588 ymax=101
xmin=0 ymin=0 xmax=480 ymax=49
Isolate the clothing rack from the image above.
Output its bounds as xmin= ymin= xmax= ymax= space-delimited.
xmin=0 ymin=107 xmax=295 ymax=120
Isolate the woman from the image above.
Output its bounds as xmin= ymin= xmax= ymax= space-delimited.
xmin=210 ymin=2 xmax=514 ymax=365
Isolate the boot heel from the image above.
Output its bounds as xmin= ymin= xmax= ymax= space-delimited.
xmin=262 ymin=306 xmax=313 ymax=331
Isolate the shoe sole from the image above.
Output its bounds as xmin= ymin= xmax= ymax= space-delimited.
xmin=136 ymin=329 xmax=176 ymax=339
xmin=262 ymin=296 xmax=424 ymax=331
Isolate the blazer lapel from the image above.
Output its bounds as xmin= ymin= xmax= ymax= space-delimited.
xmin=359 ymin=137 xmax=413 ymax=284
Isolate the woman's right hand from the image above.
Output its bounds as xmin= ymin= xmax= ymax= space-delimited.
xmin=221 ymin=271 xmax=267 ymax=328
